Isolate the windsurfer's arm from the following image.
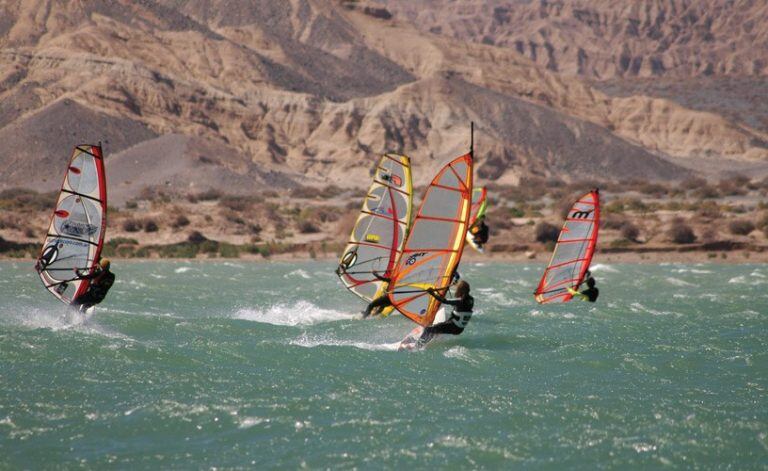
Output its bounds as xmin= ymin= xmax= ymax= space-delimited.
xmin=567 ymin=287 xmax=588 ymax=301
xmin=73 ymin=266 xmax=101 ymax=281
xmin=426 ymin=288 xmax=461 ymax=305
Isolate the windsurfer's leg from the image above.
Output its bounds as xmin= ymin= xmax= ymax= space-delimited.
xmin=424 ymin=321 xmax=464 ymax=336
xmin=362 ymin=295 xmax=390 ymax=318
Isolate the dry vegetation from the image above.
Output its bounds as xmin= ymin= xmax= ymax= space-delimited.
xmin=3 ymin=175 xmax=768 ymax=261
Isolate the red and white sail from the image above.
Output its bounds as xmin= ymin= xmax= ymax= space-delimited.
xmin=534 ymin=189 xmax=599 ymax=304
xmin=37 ymin=145 xmax=107 ymax=305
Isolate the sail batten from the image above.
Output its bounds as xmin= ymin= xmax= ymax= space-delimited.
xmin=37 ymin=145 xmax=107 ymax=305
xmin=534 ymin=189 xmax=600 ymax=304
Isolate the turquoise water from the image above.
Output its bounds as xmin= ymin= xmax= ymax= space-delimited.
xmin=1 ymin=261 xmax=766 ymax=468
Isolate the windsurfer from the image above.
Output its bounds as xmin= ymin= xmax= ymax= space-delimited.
xmin=360 ymin=271 xmax=392 ymax=318
xmin=423 ymin=280 xmax=474 ymax=337
xmin=567 ymin=271 xmax=599 ymax=302
xmin=470 ymin=217 xmax=489 ymax=249
xmin=72 ymin=258 xmax=115 ymax=310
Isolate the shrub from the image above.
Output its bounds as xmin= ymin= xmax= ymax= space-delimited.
xmin=187 ymin=231 xmax=208 ymax=243
xmin=534 ymin=222 xmax=559 ymax=243
xmin=172 ymin=215 xmax=190 ymax=228
xmin=668 ymin=219 xmax=696 ymax=244
xmin=188 ymin=189 xmax=221 ymax=202
xmin=718 ymin=178 xmax=747 ymax=196
xmin=144 ymin=219 xmax=159 ymax=232
xmin=636 ymin=182 xmax=668 ymax=196
xmin=696 ymin=201 xmax=721 ymax=219
xmin=728 ymin=219 xmax=755 ymax=235
xmin=298 ymin=220 xmax=320 ymax=234
xmin=756 ymin=212 xmax=768 ymax=231
xmin=125 ymin=200 xmax=138 ymax=209
xmin=620 ymin=222 xmax=640 ymax=242
xmin=219 ymin=195 xmax=253 ymax=212
xmin=122 ymin=219 xmax=141 ymax=232
xmin=681 ymin=177 xmax=707 ymax=190
xmin=693 ymin=185 xmax=720 ymax=199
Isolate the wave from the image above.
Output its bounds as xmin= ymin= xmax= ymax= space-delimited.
xmin=665 ymin=277 xmax=696 ymax=287
xmin=289 ymin=333 xmax=400 ymax=351
xmin=728 ymin=275 xmax=768 ymax=285
xmin=0 ymin=304 xmax=131 ymax=339
xmin=234 ymin=301 xmax=357 ymax=326
xmin=284 ymin=269 xmax=311 ymax=279
xmin=590 ymin=263 xmax=619 ymax=273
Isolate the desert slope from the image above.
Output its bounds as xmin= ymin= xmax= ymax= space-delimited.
xmin=0 ymin=0 xmax=766 ymax=198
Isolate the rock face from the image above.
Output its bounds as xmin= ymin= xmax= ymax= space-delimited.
xmin=0 ymin=0 xmax=766 ymax=197
xmin=382 ymin=0 xmax=768 ymax=80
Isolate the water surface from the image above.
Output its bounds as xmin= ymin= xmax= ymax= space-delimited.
xmin=1 ymin=261 xmax=766 ymax=468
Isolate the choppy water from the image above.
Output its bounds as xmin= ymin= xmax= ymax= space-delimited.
xmin=1 ymin=261 xmax=766 ymax=468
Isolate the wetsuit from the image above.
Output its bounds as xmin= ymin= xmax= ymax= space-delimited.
xmin=472 ymin=221 xmax=489 ymax=247
xmin=423 ymin=290 xmax=474 ymax=336
xmin=362 ymin=294 xmax=391 ymax=318
xmin=568 ymin=284 xmax=599 ymax=302
xmin=72 ymin=268 xmax=115 ymax=309
xmin=361 ymin=272 xmax=392 ymax=318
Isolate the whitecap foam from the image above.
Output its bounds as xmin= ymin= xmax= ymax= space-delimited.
xmin=289 ymin=333 xmax=400 ymax=351
xmin=284 ymin=269 xmax=311 ymax=279
xmin=174 ymin=267 xmax=193 ymax=274
xmin=443 ymin=346 xmax=477 ymax=362
xmin=589 ymin=264 xmax=619 ymax=273
xmin=728 ymin=275 xmax=767 ymax=286
xmin=665 ymin=277 xmax=695 ymax=287
xmin=0 ymin=305 xmax=132 ymax=340
xmin=234 ymin=301 xmax=356 ymax=326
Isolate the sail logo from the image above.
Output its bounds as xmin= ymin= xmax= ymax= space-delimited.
xmin=405 ymin=252 xmax=427 ymax=265
xmin=61 ymin=220 xmax=99 ymax=237
xmin=571 ymin=209 xmax=593 ymax=219
xmin=40 ymin=245 xmax=59 ymax=267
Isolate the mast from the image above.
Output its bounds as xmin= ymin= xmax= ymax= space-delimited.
xmin=470 ymin=121 xmax=474 ymax=157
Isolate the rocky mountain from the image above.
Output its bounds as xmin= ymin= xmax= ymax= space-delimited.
xmin=381 ymin=0 xmax=768 ymax=80
xmin=1 ymin=0 xmax=767 ymax=203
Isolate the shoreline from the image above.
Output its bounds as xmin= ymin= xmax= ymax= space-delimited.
xmin=3 ymin=247 xmax=766 ymax=264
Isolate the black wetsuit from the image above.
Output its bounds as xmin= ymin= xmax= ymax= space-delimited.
xmin=580 ymin=286 xmax=599 ymax=302
xmin=362 ymin=294 xmax=391 ymax=318
xmin=73 ymin=269 xmax=115 ymax=309
xmin=423 ymin=292 xmax=474 ymax=336
xmin=472 ymin=222 xmax=489 ymax=246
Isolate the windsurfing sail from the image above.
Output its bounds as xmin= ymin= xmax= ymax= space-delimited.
xmin=465 ymin=186 xmax=488 ymax=252
xmin=388 ymin=153 xmax=473 ymax=326
xmin=337 ymin=154 xmax=413 ymax=302
xmin=468 ymin=187 xmax=487 ymax=228
xmin=37 ymin=145 xmax=107 ymax=305
xmin=534 ymin=189 xmax=600 ymax=304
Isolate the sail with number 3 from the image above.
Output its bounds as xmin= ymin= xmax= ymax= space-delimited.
xmin=388 ymin=153 xmax=473 ymax=326
xmin=534 ymin=189 xmax=600 ymax=304
xmin=37 ymin=145 xmax=107 ymax=305
xmin=337 ymin=154 xmax=413 ymax=304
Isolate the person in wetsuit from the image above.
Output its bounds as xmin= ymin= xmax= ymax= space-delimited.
xmin=423 ymin=280 xmax=474 ymax=338
xmin=360 ymin=271 xmax=392 ymax=318
xmin=72 ymin=257 xmax=115 ymax=311
xmin=362 ymin=270 xmax=463 ymax=319
xmin=469 ymin=217 xmax=490 ymax=249
xmin=567 ymin=271 xmax=599 ymax=302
